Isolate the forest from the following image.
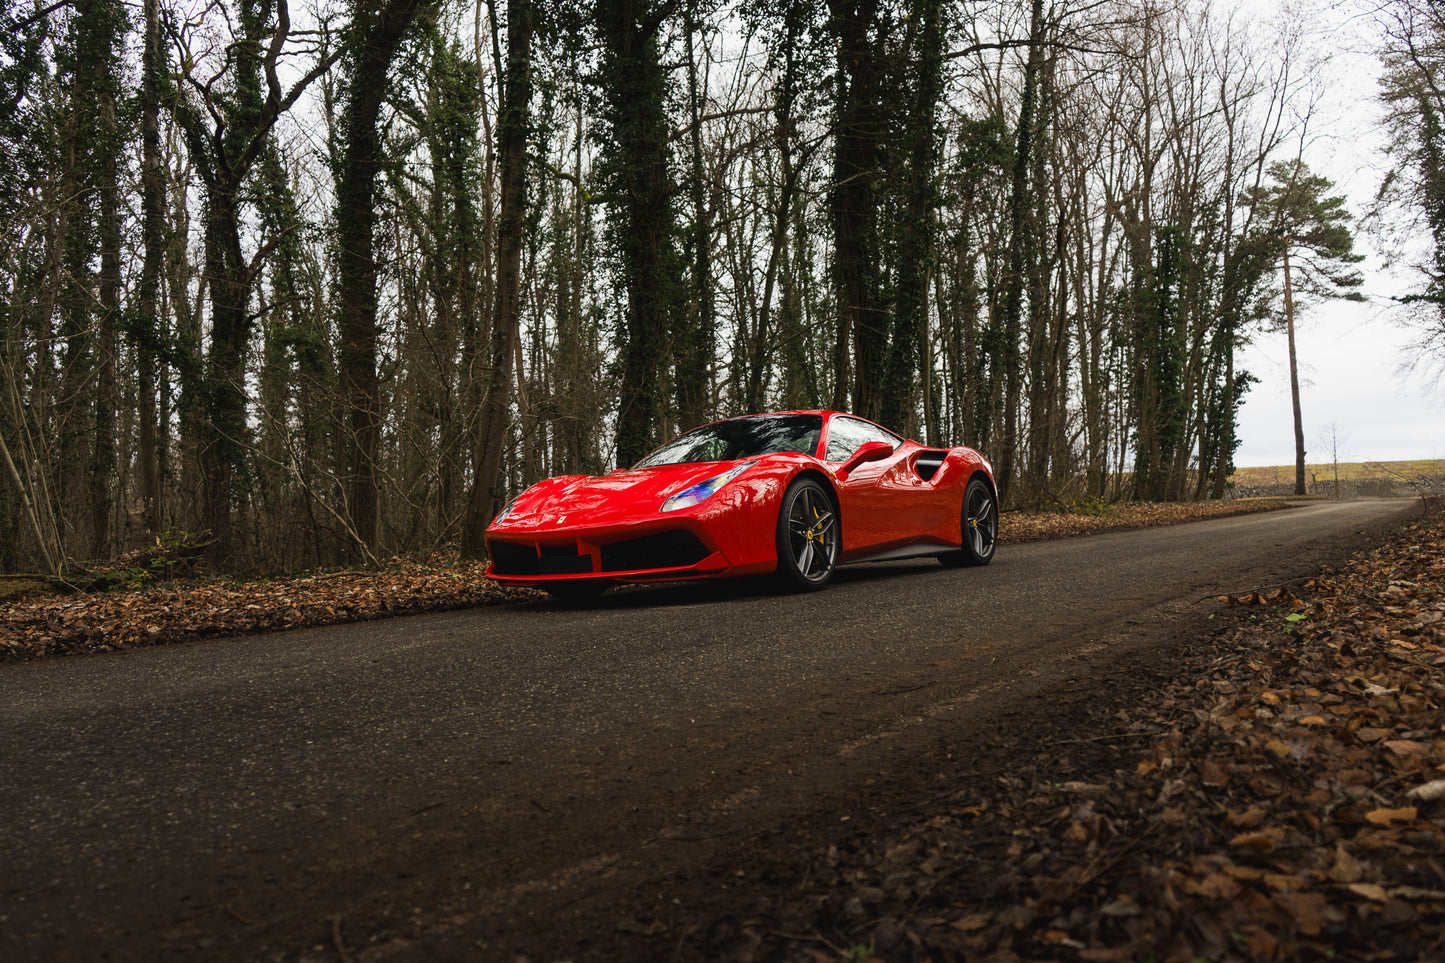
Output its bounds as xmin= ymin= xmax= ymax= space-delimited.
xmin=1 ymin=0 xmax=1441 ymax=576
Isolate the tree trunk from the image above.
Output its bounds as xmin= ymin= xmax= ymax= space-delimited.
xmin=881 ymin=0 xmax=942 ymax=433
xmin=997 ymin=0 xmax=1045 ymax=505
xmin=828 ymin=0 xmax=884 ymax=421
xmin=169 ymin=0 xmax=343 ymax=567
xmin=1283 ymin=248 xmax=1306 ymax=495
xmin=464 ymin=0 xmax=532 ymax=556
xmin=336 ymin=0 xmax=429 ymax=561
xmin=1210 ymin=328 xmax=1236 ymax=500
xmin=601 ymin=0 xmax=676 ymax=467
xmin=138 ymin=0 xmax=164 ymax=536
xmin=677 ymin=0 xmax=713 ymax=429
xmin=200 ymin=197 xmax=252 ymax=560
xmin=93 ymin=83 xmax=120 ymax=557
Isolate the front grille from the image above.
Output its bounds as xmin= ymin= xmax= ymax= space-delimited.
xmin=538 ymin=545 xmax=592 ymax=575
xmin=600 ymin=530 xmax=709 ymax=573
xmin=488 ymin=540 xmax=541 ymax=576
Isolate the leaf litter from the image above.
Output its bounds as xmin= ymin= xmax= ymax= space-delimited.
xmin=619 ymin=499 xmax=1445 ymax=962
xmin=0 ymin=556 xmax=536 ymax=662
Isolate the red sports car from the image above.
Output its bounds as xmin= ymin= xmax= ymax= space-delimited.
xmin=485 ymin=410 xmax=997 ymax=600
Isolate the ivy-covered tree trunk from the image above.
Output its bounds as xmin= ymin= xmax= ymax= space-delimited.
xmin=422 ymin=37 xmax=482 ymax=538
xmin=464 ymin=0 xmax=532 ymax=555
xmin=137 ymin=0 xmax=164 ymax=536
xmin=50 ymin=0 xmax=127 ymax=558
xmin=997 ymin=0 xmax=1045 ymax=504
xmin=676 ymin=0 xmax=714 ymax=430
xmin=597 ymin=0 xmax=678 ymax=467
xmin=880 ymin=0 xmax=943 ymax=434
xmin=827 ymin=0 xmax=885 ymax=420
xmin=94 ymin=55 xmax=120 ymax=557
xmin=77 ymin=0 xmax=126 ymax=556
xmin=336 ymin=0 xmax=429 ymax=562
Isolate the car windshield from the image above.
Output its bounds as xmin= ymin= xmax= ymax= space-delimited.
xmin=632 ymin=414 xmax=824 ymax=468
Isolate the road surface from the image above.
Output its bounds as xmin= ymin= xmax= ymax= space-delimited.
xmin=0 ymin=498 xmax=1416 ymax=961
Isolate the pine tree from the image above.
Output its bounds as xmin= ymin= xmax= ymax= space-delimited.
xmin=1246 ymin=159 xmax=1365 ymax=496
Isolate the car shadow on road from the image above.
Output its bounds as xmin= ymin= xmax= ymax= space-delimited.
xmin=523 ymin=558 xmax=965 ymax=611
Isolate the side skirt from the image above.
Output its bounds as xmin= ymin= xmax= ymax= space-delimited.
xmin=844 ymin=541 xmax=956 ymax=565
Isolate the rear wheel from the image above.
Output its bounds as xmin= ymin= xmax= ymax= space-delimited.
xmin=776 ymin=478 xmax=838 ymax=591
xmin=941 ymin=476 xmax=997 ymax=567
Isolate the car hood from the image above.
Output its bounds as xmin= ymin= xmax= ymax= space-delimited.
xmin=493 ymin=461 xmax=755 ymax=531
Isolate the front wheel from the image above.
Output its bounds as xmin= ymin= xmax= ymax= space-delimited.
xmin=940 ymin=476 xmax=997 ymax=567
xmin=776 ymin=478 xmax=838 ymax=591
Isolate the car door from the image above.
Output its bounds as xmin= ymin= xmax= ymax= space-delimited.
xmin=824 ymin=416 xmax=933 ymax=557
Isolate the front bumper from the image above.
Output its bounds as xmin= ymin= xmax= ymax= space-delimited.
xmin=485 ymin=522 xmax=733 ymax=585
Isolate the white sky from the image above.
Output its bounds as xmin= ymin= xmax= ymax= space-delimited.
xmin=1235 ymin=298 xmax=1444 ymax=465
xmin=1231 ymin=0 xmax=1445 ymax=467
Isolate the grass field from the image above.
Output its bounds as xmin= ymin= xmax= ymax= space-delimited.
xmin=1228 ymin=459 xmax=1445 ymax=486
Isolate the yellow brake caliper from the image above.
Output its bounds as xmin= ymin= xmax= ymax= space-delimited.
xmin=808 ymin=505 xmax=825 ymax=545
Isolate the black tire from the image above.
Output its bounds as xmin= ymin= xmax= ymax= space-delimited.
xmin=940 ymin=476 xmax=997 ymax=567
xmin=776 ymin=477 xmax=838 ymax=591
xmin=543 ymin=580 xmax=608 ymax=605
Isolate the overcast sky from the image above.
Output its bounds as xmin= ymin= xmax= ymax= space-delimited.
xmin=1230 ymin=0 xmax=1444 ymax=467
xmin=1235 ymin=297 xmax=1442 ymax=466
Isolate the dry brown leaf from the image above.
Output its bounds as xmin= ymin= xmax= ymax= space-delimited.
xmin=1078 ymin=949 xmax=1132 ymax=963
xmin=1228 ymin=826 xmax=1285 ymax=853
xmin=1328 ymin=844 xmax=1365 ymax=884
xmin=949 ymin=912 xmax=991 ymax=932
xmin=1405 ymin=779 xmax=1445 ymax=802
xmin=1364 ymin=806 xmax=1418 ymax=825
xmin=1271 ymin=891 xmax=1330 ymax=935
xmin=1347 ymin=882 xmax=1389 ymax=901
xmin=1225 ymin=806 xmax=1266 ymax=829
xmin=1186 ymin=872 xmax=1242 ymax=899
xmin=1384 ymin=739 xmax=1432 ymax=757
xmin=1199 ymin=757 xmax=1229 ymax=786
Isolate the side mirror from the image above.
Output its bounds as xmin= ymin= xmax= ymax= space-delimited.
xmin=836 ymin=440 xmax=893 ymax=480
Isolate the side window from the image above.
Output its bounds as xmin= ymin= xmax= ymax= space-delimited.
xmin=824 ymin=417 xmax=900 ymax=462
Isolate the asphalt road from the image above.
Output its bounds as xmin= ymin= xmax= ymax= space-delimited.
xmin=0 ymin=498 xmax=1417 ymax=961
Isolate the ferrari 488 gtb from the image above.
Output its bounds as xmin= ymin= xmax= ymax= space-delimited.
xmin=484 ymin=411 xmax=997 ymax=600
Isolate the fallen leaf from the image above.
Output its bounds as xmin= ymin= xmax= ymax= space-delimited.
xmin=1185 ymin=872 xmax=1241 ymax=899
xmin=1328 ymin=844 xmax=1364 ymax=884
xmin=1229 ymin=826 xmax=1285 ymax=853
xmin=1200 ymin=757 xmax=1229 ymax=786
xmin=1347 ymin=883 xmax=1388 ymax=901
xmin=1225 ymin=806 xmax=1266 ymax=829
xmin=1365 ymin=806 xmax=1418 ymax=825
xmin=1405 ymin=779 xmax=1445 ymax=802
xmin=1272 ymin=890 xmax=1328 ymax=935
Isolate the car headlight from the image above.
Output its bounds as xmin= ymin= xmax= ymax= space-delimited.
xmin=661 ymin=463 xmax=752 ymax=512
xmin=491 ymin=494 xmax=522 ymax=525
